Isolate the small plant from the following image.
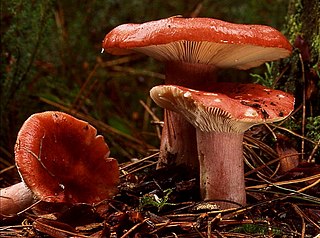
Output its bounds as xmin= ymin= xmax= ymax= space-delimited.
xmin=139 ymin=189 xmax=175 ymax=212
xmin=250 ymin=62 xmax=275 ymax=88
xmin=306 ymin=116 xmax=320 ymax=141
xmin=232 ymin=223 xmax=283 ymax=236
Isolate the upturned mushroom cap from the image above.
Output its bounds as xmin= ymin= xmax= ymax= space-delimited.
xmin=102 ymin=17 xmax=292 ymax=70
xmin=150 ymin=83 xmax=295 ymax=133
xmin=15 ymin=111 xmax=119 ymax=204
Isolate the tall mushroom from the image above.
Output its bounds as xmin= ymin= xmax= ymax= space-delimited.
xmin=150 ymin=83 xmax=294 ymax=208
xmin=0 ymin=111 xmax=119 ymax=218
xmin=102 ymin=16 xmax=292 ymax=174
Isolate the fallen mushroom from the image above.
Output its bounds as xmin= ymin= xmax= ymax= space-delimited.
xmin=0 ymin=111 xmax=119 ymax=218
xmin=102 ymin=16 xmax=292 ymax=174
xmin=150 ymin=83 xmax=295 ymax=208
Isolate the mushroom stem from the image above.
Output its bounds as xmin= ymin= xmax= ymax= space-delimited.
xmin=158 ymin=109 xmax=197 ymax=171
xmin=0 ymin=182 xmax=35 ymax=217
xmin=165 ymin=61 xmax=217 ymax=89
xmin=197 ymin=131 xmax=246 ymax=208
xmin=158 ymin=61 xmax=217 ymax=174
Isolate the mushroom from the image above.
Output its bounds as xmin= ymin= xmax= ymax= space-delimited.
xmin=0 ymin=111 xmax=119 ymax=218
xmin=102 ymin=16 xmax=292 ymax=174
xmin=150 ymin=83 xmax=295 ymax=208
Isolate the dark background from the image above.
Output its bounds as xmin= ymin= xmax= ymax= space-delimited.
xmin=1 ymin=0 xmax=319 ymax=176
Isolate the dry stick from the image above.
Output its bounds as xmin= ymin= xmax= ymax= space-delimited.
xmin=111 ymin=65 xmax=165 ymax=80
xmin=0 ymin=224 xmax=33 ymax=238
xmin=72 ymin=63 xmax=100 ymax=110
xmin=243 ymin=139 xmax=280 ymax=180
xmin=244 ymin=134 xmax=279 ymax=157
xmin=193 ymin=225 xmax=206 ymax=238
xmin=253 ymin=175 xmax=320 ymax=204
xmin=0 ymin=165 xmax=15 ymax=175
xmin=100 ymin=54 xmax=144 ymax=68
xmin=299 ymin=53 xmax=306 ymax=161
xmin=271 ymin=124 xmax=317 ymax=145
xmin=188 ymin=1 xmax=203 ymax=18
xmin=214 ymin=230 xmax=227 ymax=238
xmin=297 ymin=177 xmax=320 ymax=193
xmin=119 ymin=152 xmax=159 ymax=177
xmin=75 ymin=75 xmax=100 ymax=112
xmin=120 ymin=152 xmax=159 ymax=170
xmin=149 ymin=220 xmax=171 ymax=235
xmin=120 ymin=161 xmax=158 ymax=179
xmin=292 ymin=203 xmax=320 ymax=232
xmin=243 ymin=154 xmax=272 ymax=180
xmin=165 ymin=176 xmax=320 ymax=223
xmin=308 ymin=138 xmax=320 ymax=162
xmin=243 ymin=146 xmax=275 ymax=178
xmin=0 ymin=224 xmax=33 ymax=231
xmin=246 ymin=173 xmax=320 ymax=190
xmin=272 ymin=64 xmax=290 ymax=88
xmin=247 ymin=185 xmax=320 ymax=205
xmin=120 ymin=218 xmax=150 ymax=238
xmin=207 ymin=213 xmax=221 ymax=238
xmin=77 ymin=56 xmax=145 ymax=114
xmin=33 ymin=220 xmax=89 ymax=238
xmin=291 ymin=203 xmax=306 ymax=238
xmin=141 ymin=98 xmax=151 ymax=132
xmin=263 ymin=123 xmax=277 ymax=141
xmin=39 ymin=97 xmax=153 ymax=153
xmin=140 ymin=99 xmax=162 ymax=140
xmin=16 ymin=199 xmax=43 ymax=216
xmin=0 ymin=150 xmax=14 ymax=168
xmin=73 ymin=55 xmax=144 ymax=111
xmin=244 ymin=153 xmax=302 ymax=177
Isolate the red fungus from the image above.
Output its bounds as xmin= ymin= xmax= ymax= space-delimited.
xmin=150 ymin=83 xmax=295 ymax=208
xmin=102 ymin=16 xmax=292 ymax=174
xmin=0 ymin=111 xmax=119 ymax=218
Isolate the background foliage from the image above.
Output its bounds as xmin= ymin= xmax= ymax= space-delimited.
xmin=1 ymin=0 xmax=319 ymax=173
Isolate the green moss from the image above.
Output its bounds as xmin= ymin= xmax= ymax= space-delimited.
xmin=232 ymin=223 xmax=283 ymax=236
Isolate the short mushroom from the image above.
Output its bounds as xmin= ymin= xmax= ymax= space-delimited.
xmin=0 ymin=111 xmax=119 ymax=218
xmin=150 ymin=83 xmax=294 ymax=208
xmin=102 ymin=16 xmax=292 ymax=174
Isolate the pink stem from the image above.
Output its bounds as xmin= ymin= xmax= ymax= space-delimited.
xmin=0 ymin=182 xmax=35 ymax=218
xmin=197 ymin=131 xmax=246 ymax=208
xmin=157 ymin=61 xmax=217 ymax=175
xmin=158 ymin=110 xmax=198 ymax=172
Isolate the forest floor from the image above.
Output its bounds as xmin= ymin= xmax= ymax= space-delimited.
xmin=1 ymin=144 xmax=320 ymax=237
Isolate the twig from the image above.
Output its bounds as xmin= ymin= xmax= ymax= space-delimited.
xmin=72 ymin=63 xmax=100 ymax=110
xmin=251 ymin=175 xmax=320 ymax=204
xmin=100 ymin=54 xmax=144 ymax=68
xmin=120 ymin=218 xmax=149 ymax=238
xmin=291 ymin=203 xmax=320 ymax=232
xmin=298 ymin=53 xmax=306 ymax=161
xmin=246 ymin=173 xmax=320 ymax=189
xmin=270 ymin=124 xmax=317 ymax=144
xmin=207 ymin=213 xmax=221 ymax=238
xmin=39 ymin=97 xmax=155 ymax=152
xmin=308 ymin=138 xmax=320 ymax=162
xmin=0 ymin=165 xmax=15 ymax=175
xmin=120 ymin=152 xmax=159 ymax=170
xmin=297 ymin=177 xmax=320 ymax=193
xmin=111 ymin=65 xmax=165 ymax=80
xmin=120 ymin=161 xmax=157 ymax=178
xmin=291 ymin=203 xmax=305 ymax=238
xmin=140 ymin=99 xmax=162 ymax=140
xmin=193 ymin=225 xmax=206 ymax=238
xmin=244 ymin=152 xmax=302 ymax=177
xmin=33 ymin=219 xmax=89 ymax=238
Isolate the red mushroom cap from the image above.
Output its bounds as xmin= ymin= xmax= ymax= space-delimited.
xmin=103 ymin=17 xmax=292 ymax=69
xmin=15 ymin=111 xmax=119 ymax=204
xmin=150 ymin=83 xmax=295 ymax=132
